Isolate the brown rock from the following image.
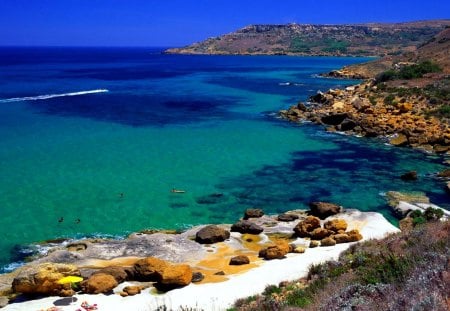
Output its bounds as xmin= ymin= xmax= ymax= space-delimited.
xmin=309 ymin=240 xmax=320 ymax=248
xmin=244 ymin=208 xmax=264 ymax=219
xmin=277 ymin=213 xmax=299 ymax=222
xmin=321 ymin=113 xmax=348 ymax=126
xmin=195 ymin=225 xmax=230 ymax=244
xmin=309 ymin=202 xmax=342 ymax=219
xmin=293 ymin=216 xmax=321 ymax=237
xmin=134 ymin=257 xmax=169 ymax=281
xmin=123 ymin=285 xmax=141 ymax=296
xmin=231 ymin=220 xmax=264 ymax=234
xmin=310 ymin=228 xmax=332 ymax=240
xmin=82 ymin=273 xmax=118 ymax=294
xmin=320 ymin=237 xmax=336 ymax=247
xmin=93 ymin=266 xmax=131 ymax=283
xmin=333 ymin=234 xmax=351 ymax=244
xmin=259 ymin=241 xmax=290 ymax=260
xmin=437 ymin=169 xmax=450 ymax=178
xmin=389 ymin=134 xmax=408 ymax=146
xmin=398 ymin=102 xmax=413 ymax=113
xmin=324 ymin=219 xmax=348 ymax=232
xmin=191 ymin=272 xmax=204 ymax=283
xmin=229 ymin=255 xmax=250 ymax=265
xmin=293 ymin=246 xmax=306 ymax=253
xmin=12 ymin=263 xmax=80 ymax=296
xmin=156 ymin=264 xmax=192 ymax=290
xmin=347 ymin=229 xmax=363 ymax=242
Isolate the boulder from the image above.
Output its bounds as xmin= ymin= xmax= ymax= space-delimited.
xmin=133 ymin=257 xmax=169 ymax=281
xmin=320 ymin=237 xmax=336 ymax=247
xmin=309 ymin=240 xmax=320 ymax=248
xmin=93 ymin=266 xmax=131 ymax=283
xmin=155 ymin=264 xmax=192 ymax=291
xmin=293 ymin=246 xmax=306 ymax=254
xmin=277 ymin=213 xmax=299 ymax=222
xmin=309 ymin=228 xmax=332 ymax=240
xmin=191 ymin=272 xmax=204 ymax=283
xmin=324 ymin=219 xmax=348 ymax=232
xmin=389 ymin=134 xmax=408 ymax=146
xmin=231 ymin=220 xmax=264 ymax=234
xmin=309 ymin=202 xmax=342 ymax=219
xmin=258 ymin=241 xmax=291 ymax=260
xmin=346 ymin=229 xmax=363 ymax=242
xmin=243 ymin=208 xmax=264 ymax=220
xmin=229 ymin=255 xmax=250 ymax=265
xmin=12 ymin=263 xmax=80 ymax=296
xmin=123 ymin=285 xmax=141 ymax=296
xmin=293 ymin=216 xmax=321 ymax=237
xmin=333 ymin=234 xmax=350 ymax=244
xmin=321 ymin=113 xmax=348 ymax=126
xmin=195 ymin=225 xmax=230 ymax=244
xmin=82 ymin=273 xmax=118 ymax=294
xmin=340 ymin=119 xmax=357 ymax=131
xmin=401 ymin=171 xmax=418 ymax=181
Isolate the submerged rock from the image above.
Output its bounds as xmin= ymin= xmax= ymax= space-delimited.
xmin=401 ymin=171 xmax=418 ymax=181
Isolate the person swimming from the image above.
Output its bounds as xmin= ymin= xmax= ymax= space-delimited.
xmin=58 ymin=217 xmax=64 ymax=223
xmin=171 ymin=188 xmax=185 ymax=193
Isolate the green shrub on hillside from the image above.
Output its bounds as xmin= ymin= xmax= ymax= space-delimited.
xmin=376 ymin=60 xmax=442 ymax=82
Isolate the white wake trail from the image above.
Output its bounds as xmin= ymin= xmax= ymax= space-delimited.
xmin=0 ymin=89 xmax=109 ymax=103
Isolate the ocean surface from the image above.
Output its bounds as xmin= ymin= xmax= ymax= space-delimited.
xmin=0 ymin=47 xmax=448 ymax=272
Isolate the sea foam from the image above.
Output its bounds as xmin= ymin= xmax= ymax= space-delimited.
xmin=0 ymin=89 xmax=109 ymax=103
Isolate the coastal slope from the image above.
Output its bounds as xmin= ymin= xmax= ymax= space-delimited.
xmin=165 ymin=20 xmax=450 ymax=56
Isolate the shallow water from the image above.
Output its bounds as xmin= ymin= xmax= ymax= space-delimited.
xmin=0 ymin=48 xmax=447 ymax=272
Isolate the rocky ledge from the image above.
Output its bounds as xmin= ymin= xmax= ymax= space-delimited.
xmin=280 ymin=79 xmax=450 ymax=154
xmin=0 ymin=206 xmax=399 ymax=310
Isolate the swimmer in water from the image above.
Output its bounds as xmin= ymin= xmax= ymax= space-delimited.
xmin=58 ymin=217 xmax=64 ymax=223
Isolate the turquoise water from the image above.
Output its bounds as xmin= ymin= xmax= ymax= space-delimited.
xmin=0 ymin=48 xmax=447 ymax=272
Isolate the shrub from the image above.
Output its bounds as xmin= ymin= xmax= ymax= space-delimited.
xmin=262 ymin=284 xmax=282 ymax=296
xmin=384 ymin=94 xmax=396 ymax=106
xmin=423 ymin=207 xmax=444 ymax=221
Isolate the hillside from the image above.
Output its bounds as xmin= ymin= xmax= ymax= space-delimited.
xmin=327 ymin=27 xmax=450 ymax=79
xmin=165 ymin=20 xmax=450 ymax=56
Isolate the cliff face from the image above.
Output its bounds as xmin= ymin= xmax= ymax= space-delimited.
xmin=165 ymin=20 xmax=450 ymax=57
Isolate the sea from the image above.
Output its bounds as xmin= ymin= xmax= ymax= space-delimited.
xmin=0 ymin=47 xmax=448 ymax=272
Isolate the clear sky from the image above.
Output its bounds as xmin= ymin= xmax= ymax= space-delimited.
xmin=0 ymin=0 xmax=449 ymax=47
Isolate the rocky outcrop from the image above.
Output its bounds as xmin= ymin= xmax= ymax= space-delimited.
xmin=82 ymin=273 xmax=118 ymax=294
xmin=191 ymin=272 xmax=204 ymax=283
xmin=309 ymin=202 xmax=343 ymax=219
xmin=244 ymin=209 xmax=264 ymax=219
xmin=229 ymin=255 xmax=250 ymax=265
xmin=310 ymin=228 xmax=332 ymax=240
xmin=93 ymin=266 xmax=132 ymax=283
xmin=195 ymin=225 xmax=230 ymax=244
xmin=122 ymin=285 xmax=142 ymax=296
xmin=293 ymin=216 xmax=321 ymax=237
xmin=12 ymin=263 xmax=80 ymax=296
xmin=386 ymin=191 xmax=450 ymax=219
xmin=231 ymin=220 xmax=264 ymax=234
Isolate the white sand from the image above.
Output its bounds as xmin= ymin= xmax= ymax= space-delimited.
xmin=3 ymin=211 xmax=399 ymax=311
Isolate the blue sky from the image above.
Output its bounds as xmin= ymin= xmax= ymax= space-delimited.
xmin=0 ymin=0 xmax=449 ymax=47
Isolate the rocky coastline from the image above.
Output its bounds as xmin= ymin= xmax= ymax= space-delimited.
xmin=0 ymin=204 xmax=400 ymax=310
xmin=280 ymin=79 xmax=450 ymax=154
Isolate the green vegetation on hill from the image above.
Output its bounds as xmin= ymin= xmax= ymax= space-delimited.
xmin=376 ymin=60 xmax=442 ymax=82
xmin=229 ymin=220 xmax=449 ymax=311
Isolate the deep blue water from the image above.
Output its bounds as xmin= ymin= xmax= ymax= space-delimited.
xmin=0 ymin=47 xmax=448 ymax=272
